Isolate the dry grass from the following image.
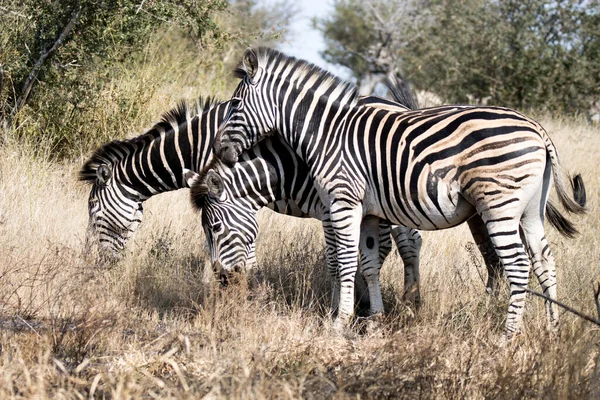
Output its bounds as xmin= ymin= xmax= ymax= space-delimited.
xmin=0 ymin=115 xmax=599 ymax=399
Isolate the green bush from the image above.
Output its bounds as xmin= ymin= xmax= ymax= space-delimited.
xmin=316 ymin=0 xmax=600 ymax=114
xmin=0 ymin=0 xmax=293 ymax=158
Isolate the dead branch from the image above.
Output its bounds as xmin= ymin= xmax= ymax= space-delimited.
xmin=593 ymin=275 xmax=600 ymax=321
xmin=9 ymin=5 xmax=81 ymax=126
xmin=523 ymin=287 xmax=600 ymax=327
xmin=0 ymin=63 xmax=4 ymax=107
xmin=0 ymin=63 xmax=4 ymax=138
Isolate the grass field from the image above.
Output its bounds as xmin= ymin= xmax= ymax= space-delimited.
xmin=0 ymin=114 xmax=599 ymax=398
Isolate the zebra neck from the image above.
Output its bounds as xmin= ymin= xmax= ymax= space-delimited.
xmin=118 ymin=107 xmax=223 ymax=199
xmin=277 ymin=85 xmax=355 ymax=164
xmin=231 ymin=136 xmax=320 ymax=217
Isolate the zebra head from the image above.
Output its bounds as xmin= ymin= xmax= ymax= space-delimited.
xmin=189 ymin=166 xmax=259 ymax=285
xmin=82 ymin=162 xmax=144 ymax=259
xmin=214 ymin=48 xmax=276 ymax=166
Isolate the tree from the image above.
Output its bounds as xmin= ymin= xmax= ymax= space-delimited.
xmin=314 ymin=0 xmax=425 ymax=94
xmin=316 ymin=0 xmax=600 ymax=114
xmin=0 ymin=0 xmax=293 ymax=156
xmin=0 ymin=0 xmax=230 ymax=126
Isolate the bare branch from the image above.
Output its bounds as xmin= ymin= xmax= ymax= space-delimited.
xmin=0 ymin=64 xmax=4 ymax=104
xmin=593 ymin=275 xmax=600 ymax=321
xmin=523 ymin=287 xmax=600 ymax=327
xmin=9 ymin=5 xmax=82 ymax=126
xmin=136 ymin=0 xmax=147 ymax=14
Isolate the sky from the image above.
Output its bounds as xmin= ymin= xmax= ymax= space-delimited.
xmin=259 ymin=0 xmax=351 ymax=79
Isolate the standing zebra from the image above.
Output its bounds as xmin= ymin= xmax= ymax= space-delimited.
xmin=78 ymin=92 xmax=425 ymax=311
xmin=213 ymin=47 xmax=586 ymax=338
xmin=189 ymin=77 xmax=523 ymax=315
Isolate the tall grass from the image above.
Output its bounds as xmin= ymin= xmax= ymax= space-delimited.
xmin=0 ymin=107 xmax=599 ymax=397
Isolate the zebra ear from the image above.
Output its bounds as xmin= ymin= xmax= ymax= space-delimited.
xmin=205 ymin=169 xmax=225 ymax=198
xmin=243 ymin=48 xmax=259 ymax=79
xmin=182 ymin=168 xmax=200 ymax=188
xmin=97 ymin=164 xmax=112 ymax=185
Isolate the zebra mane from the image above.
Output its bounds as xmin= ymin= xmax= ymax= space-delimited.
xmin=234 ymin=47 xmax=360 ymax=106
xmin=79 ymin=96 xmax=221 ymax=183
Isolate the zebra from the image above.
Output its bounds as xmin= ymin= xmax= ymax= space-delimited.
xmin=78 ymin=91 xmax=425 ymax=310
xmin=79 ymin=97 xmax=230 ymax=259
xmin=189 ymin=77 xmax=519 ymax=315
xmin=212 ymin=47 xmax=586 ymax=338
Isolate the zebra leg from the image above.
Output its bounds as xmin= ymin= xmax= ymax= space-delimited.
xmin=322 ymin=218 xmax=341 ymax=312
xmin=521 ymin=200 xmax=559 ymax=330
xmin=358 ymin=216 xmax=383 ymax=315
xmin=483 ymin=214 xmax=531 ymax=339
xmin=391 ymin=226 xmax=422 ymax=307
xmin=246 ymin=241 xmax=259 ymax=289
xmin=525 ymin=227 xmax=559 ymax=329
xmin=330 ymin=201 xmax=363 ymax=330
xmin=466 ymin=215 xmax=503 ymax=294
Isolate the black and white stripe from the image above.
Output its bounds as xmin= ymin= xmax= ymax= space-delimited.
xmin=191 ymin=133 xmax=425 ymax=314
xmin=214 ymin=47 xmax=586 ymax=337
xmin=191 ymin=83 xmax=509 ymax=315
xmin=190 ymin=93 xmax=424 ymax=313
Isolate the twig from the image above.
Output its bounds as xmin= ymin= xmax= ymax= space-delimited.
xmin=0 ymin=63 xmax=4 ymax=131
xmin=593 ymin=275 xmax=600 ymax=321
xmin=9 ymin=5 xmax=81 ymax=125
xmin=16 ymin=315 xmax=43 ymax=339
xmin=523 ymin=287 xmax=600 ymax=327
xmin=0 ymin=64 xmax=4 ymax=103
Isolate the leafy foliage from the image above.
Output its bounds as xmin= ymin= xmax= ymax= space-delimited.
xmin=0 ymin=0 xmax=292 ymax=158
xmin=316 ymin=0 xmax=600 ymax=114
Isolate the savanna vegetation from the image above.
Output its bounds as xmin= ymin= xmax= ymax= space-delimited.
xmin=0 ymin=0 xmax=599 ymax=398
xmin=316 ymin=0 xmax=600 ymax=114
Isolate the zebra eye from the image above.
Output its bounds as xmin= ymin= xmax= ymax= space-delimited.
xmin=212 ymin=222 xmax=224 ymax=234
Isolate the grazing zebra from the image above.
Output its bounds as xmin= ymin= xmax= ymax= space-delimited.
xmin=79 ymin=98 xmax=230 ymax=258
xmin=190 ymin=135 xmax=424 ymax=314
xmin=77 ymin=91 xmax=425 ymax=310
xmin=212 ymin=47 xmax=586 ymax=338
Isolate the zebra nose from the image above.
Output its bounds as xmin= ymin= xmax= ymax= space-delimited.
xmin=213 ymin=261 xmax=229 ymax=286
xmin=233 ymin=263 xmax=245 ymax=274
xmin=219 ymin=270 xmax=230 ymax=286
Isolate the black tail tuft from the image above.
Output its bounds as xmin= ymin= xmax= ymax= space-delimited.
xmin=546 ymin=200 xmax=579 ymax=238
xmin=573 ymin=174 xmax=586 ymax=208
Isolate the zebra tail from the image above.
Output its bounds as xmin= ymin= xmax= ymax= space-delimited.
xmin=544 ymin=134 xmax=587 ymax=215
xmin=546 ymin=200 xmax=578 ymax=239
